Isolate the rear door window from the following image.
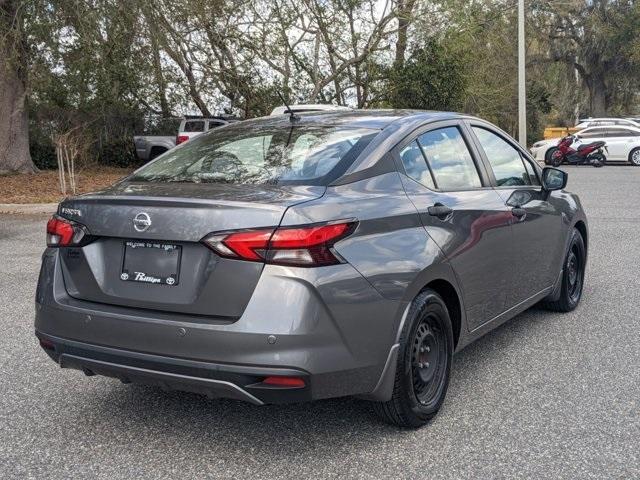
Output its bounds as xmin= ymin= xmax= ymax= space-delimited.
xmin=607 ymin=128 xmax=636 ymax=137
xmin=399 ymin=141 xmax=435 ymax=189
xmin=416 ymin=127 xmax=482 ymax=190
xmin=472 ymin=127 xmax=531 ymax=187
xmin=183 ymin=120 xmax=205 ymax=132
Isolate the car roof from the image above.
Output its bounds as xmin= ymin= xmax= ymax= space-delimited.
xmin=580 ymin=124 xmax=640 ymax=132
xmin=249 ymin=109 xmax=470 ymax=130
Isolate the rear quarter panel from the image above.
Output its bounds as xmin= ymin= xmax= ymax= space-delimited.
xmin=282 ymin=172 xmax=464 ymax=350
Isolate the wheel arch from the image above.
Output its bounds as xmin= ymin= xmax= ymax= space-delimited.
xmin=149 ymin=146 xmax=168 ymax=159
xmin=419 ymin=279 xmax=463 ymax=350
xmin=574 ymin=220 xmax=588 ymax=255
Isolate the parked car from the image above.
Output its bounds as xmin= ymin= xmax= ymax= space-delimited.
xmin=532 ymin=125 xmax=640 ymax=165
xmin=133 ymin=135 xmax=176 ymax=162
xmin=176 ymin=116 xmax=239 ymax=145
xmin=37 ymin=110 xmax=588 ymax=428
xmin=270 ymin=104 xmax=352 ymax=115
xmin=133 ymin=117 xmax=182 ymax=161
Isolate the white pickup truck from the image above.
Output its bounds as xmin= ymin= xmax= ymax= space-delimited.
xmin=134 ymin=116 xmax=239 ymax=161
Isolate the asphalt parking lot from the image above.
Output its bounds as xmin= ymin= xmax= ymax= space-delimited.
xmin=1 ymin=166 xmax=638 ymax=479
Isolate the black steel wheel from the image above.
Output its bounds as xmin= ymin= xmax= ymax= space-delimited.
xmin=542 ymin=228 xmax=586 ymax=312
xmin=411 ymin=317 xmax=448 ymax=409
xmin=373 ymin=289 xmax=453 ymax=428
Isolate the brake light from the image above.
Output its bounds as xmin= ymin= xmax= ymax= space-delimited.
xmin=176 ymin=135 xmax=189 ymax=145
xmin=46 ymin=215 xmax=88 ymax=247
xmin=201 ymin=221 xmax=356 ymax=267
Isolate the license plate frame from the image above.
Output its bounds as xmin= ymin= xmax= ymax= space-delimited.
xmin=120 ymin=240 xmax=182 ymax=286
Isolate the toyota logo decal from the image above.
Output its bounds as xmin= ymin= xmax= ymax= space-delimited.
xmin=133 ymin=212 xmax=152 ymax=232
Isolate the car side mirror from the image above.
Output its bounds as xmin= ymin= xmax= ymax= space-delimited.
xmin=542 ymin=167 xmax=567 ymax=191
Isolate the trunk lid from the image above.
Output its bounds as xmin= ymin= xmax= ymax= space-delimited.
xmin=57 ymin=182 xmax=324 ymax=318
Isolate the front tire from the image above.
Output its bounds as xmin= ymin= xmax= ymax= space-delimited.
xmin=551 ymin=153 xmax=563 ymax=167
xmin=545 ymin=147 xmax=558 ymax=165
xmin=629 ymin=148 xmax=640 ymax=166
xmin=373 ymin=289 xmax=453 ymax=428
xmin=542 ymin=228 xmax=586 ymax=312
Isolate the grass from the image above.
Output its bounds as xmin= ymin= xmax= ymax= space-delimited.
xmin=0 ymin=167 xmax=134 ymax=204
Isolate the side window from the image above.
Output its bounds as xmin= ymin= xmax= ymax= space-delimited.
xmin=580 ymin=128 xmax=605 ymax=139
xmin=607 ymin=128 xmax=632 ymax=137
xmin=208 ymin=121 xmax=225 ymax=131
xmin=399 ymin=141 xmax=435 ymax=189
xmin=183 ymin=120 xmax=205 ymax=132
xmin=417 ymin=127 xmax=481 ymax=190
xmin=472 ymin=127 xmax=530 ymax=187
xmin=522 ymin=158 xmax=541 ymax=186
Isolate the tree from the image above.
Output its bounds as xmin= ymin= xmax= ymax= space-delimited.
xmin=388 ymin=40 xmax=466 ymax=111
xmin=0 ymin=0 xmax=36 ymax=173
xmin=534 ymin=0 xmax=640 ymax=116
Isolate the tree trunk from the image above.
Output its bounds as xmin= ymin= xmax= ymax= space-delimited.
xmin=0 ymin=0 xmax=36 ymax=174
xmin=587 ymin=74 xmax=607 ymax=117
xmin=394 ymin=0 xmax=416 ymax=70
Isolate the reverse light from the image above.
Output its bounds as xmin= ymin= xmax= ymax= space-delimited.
xmin=201 ymin=221 xmax=356 ymax=268
xmin=46 ymin=215 xmax=89 ymax=247
xmin=176 ymin=135 xmax=189 ymax=145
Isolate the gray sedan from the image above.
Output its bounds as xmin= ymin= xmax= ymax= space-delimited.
xmin=36 ymin=110 xmax=588 ymax=428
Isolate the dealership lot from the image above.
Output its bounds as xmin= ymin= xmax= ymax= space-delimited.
xmin=1 ymin=166 xmax=638 ymax=479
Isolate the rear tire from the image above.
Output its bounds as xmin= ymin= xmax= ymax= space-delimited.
xmin=629 ymin=148 xmax=640 ymax=166
xmin=542 ymin=228 xmax=586 ymax=312
xmin=590 ymin=152 xmax=606 ymax=168
xmin=373 ymin=289 xmax=453 ymax=428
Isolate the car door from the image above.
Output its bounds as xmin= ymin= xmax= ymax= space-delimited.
xmin=573 ymin=127 xmax=607 ymax=152
xmin=469 ymin=123 xmax=565 ymax=307
xmin=394 ymin=121 xmax=515 ymax=330
xmin=604 ymin=128 xmax=639 ymax=161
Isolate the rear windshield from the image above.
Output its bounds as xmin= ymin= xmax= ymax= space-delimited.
xmin=128 ymin=123 xmax=378 ymax=186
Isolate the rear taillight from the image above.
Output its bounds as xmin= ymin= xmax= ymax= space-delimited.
xmin=46 ymin=215 xmax=89 ymax=247
xmin=176 ymin=135 xmax=189 ymax=145
xmin=201 ymin=221 xmax=356 ymax=267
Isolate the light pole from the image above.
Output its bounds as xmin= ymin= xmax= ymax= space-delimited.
xmin=518 ymin=0 xmax=527 ymax=147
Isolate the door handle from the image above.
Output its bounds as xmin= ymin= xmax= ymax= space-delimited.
xmin=428 ymin=203 xmax=453 ymax=219
xmin=511 ymin=207 xmax=527 ymax=219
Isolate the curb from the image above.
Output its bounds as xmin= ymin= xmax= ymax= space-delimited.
xmin=0 ymin=203 xmax=57 ymax=215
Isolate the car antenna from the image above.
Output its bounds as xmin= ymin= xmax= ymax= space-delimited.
xmin=277 ymin=91 xmax=300 ymax=122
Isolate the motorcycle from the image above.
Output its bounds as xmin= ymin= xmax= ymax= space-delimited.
xmin=551 ymin=135 xmax=608 ymax=168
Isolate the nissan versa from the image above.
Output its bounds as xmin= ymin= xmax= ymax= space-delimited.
xmin=35 ymin=110 xmax=588 ymax=428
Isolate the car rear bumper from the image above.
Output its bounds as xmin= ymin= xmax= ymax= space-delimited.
xmin=36 ymin=331 xmax=316 ymax=404
xmin=35 ymin=249 xmax=404 ymax=404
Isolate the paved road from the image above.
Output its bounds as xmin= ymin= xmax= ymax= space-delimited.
xmin=1 ymin=167 xmax=638 ymax=479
